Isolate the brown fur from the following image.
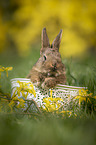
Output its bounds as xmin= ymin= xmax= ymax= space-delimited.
xmin=27 ymin=28 xmax=66 ymax=88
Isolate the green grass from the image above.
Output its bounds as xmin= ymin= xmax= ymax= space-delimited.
xmin=64 ymin=56 xmax=96 ymax=94
xmin=0 ymin=113 xmax=96 ymax=145
xmin=0 ymin=47 xmax=96 ymax=145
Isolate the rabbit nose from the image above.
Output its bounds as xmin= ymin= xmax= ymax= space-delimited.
xmin=52 ymin=63 xmax=57 ymax=70
xmin=54 ymin=63 xmax=56 ymax=68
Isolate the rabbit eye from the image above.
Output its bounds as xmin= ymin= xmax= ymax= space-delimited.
xmin=43 ymin=55 xmax=47 ymax=61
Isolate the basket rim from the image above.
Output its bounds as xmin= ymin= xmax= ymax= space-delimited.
xmin=56 ymin=84 xmax=87 ymax=89
xmin=10 ymin=78 xmax=87 ymax=89
xmin=10 ymin=78 xmax=31 ymax=82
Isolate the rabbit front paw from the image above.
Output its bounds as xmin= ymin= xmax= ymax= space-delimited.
xmin=41 ymin=77 xmax=56 ymax=89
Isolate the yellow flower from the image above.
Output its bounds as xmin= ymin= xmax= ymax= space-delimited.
xmin=0 ymin=67 xmax=4 ymax=78
xmin=42 ymin=96 xmax=63 ymax=112
xmin=0 ymin=66 xmax=13 ymax=78
xmin=9 ymin=81 xmax=36 ymax=110
xmin=74 ymin=89 xmax=94 ymax=106
xmin=50 ymin=89 xmax=53 ymax=98
xmin=79 ymin=96 xmax=86 ymax=106
xmin=13 ymin=96 xmax=19 ymax=101
xmin=94 ymin=96 xmax=96 ymax=99
xmin=79 ymin=89 xmax=87 ymax=96
xmin=12 ymin=90 xmax=17 ymax=98
xmin=16 ymin=98 xmax=25 ymax=108
xmin=74 ymin=95 xmax=86 ymax=106
xmin=88 ymin=93 xmax=93 ymax=96
xmin=5 ymin=67 xmax=13 ymax=77
xmin=16 ymin=81 xmax=36 ymax=99
xmin=0 ymin=66 xmax=5 ymax=72
xmin=8 ymin=100 xmax=15 ymax=111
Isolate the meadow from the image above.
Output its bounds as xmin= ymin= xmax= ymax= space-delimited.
xmin=0 ymin=46 xmax=96 ymax=145
xmin=0 ymin=0 xmax=96 ymax=144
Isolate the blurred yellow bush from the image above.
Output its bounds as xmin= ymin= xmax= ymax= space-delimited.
xmin=0 ymin=0 xmax=96 ymax=57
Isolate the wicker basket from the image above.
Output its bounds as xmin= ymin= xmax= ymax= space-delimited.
xmin=11 ymin=78 xmax=86 ymax=109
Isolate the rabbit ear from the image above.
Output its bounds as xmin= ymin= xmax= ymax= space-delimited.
xmin=52 ymin=29 xmax=62 ymax=50
xmin=41 ymin=28 xmax=50 ymax=54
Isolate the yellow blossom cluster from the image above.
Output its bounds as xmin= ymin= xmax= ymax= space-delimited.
xmin=74 ymin=89 xmax=96 ymax=106
xmin=60 ymin=110 xmax=77 ymax=117
xmin=42 ymin=90 xmax=77 ymax=117
xmin=42 ymin=90 xmax=63 ymax=112
xmin=8 ymin=96 xmax=25 ymax=111
xmin=0 ymin=66 xmax=13 ymax=78
xmin=8 ymin=81 xmax=36 ymax=110
xmin=12 ymin=81 xmax=36 ymax=99
xmin=43 ymin=97 xmax=63 ymax=112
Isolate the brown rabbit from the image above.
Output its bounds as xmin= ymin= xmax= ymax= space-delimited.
xmin=27 ymin=28 xmax=66 ymax=88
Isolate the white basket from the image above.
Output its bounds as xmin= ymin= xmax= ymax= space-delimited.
xmin=10 ymin=78 xmax=86 ymax=108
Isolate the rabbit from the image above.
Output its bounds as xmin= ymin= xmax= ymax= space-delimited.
xmin=27 ymin=28 xmax=66 ymax=89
